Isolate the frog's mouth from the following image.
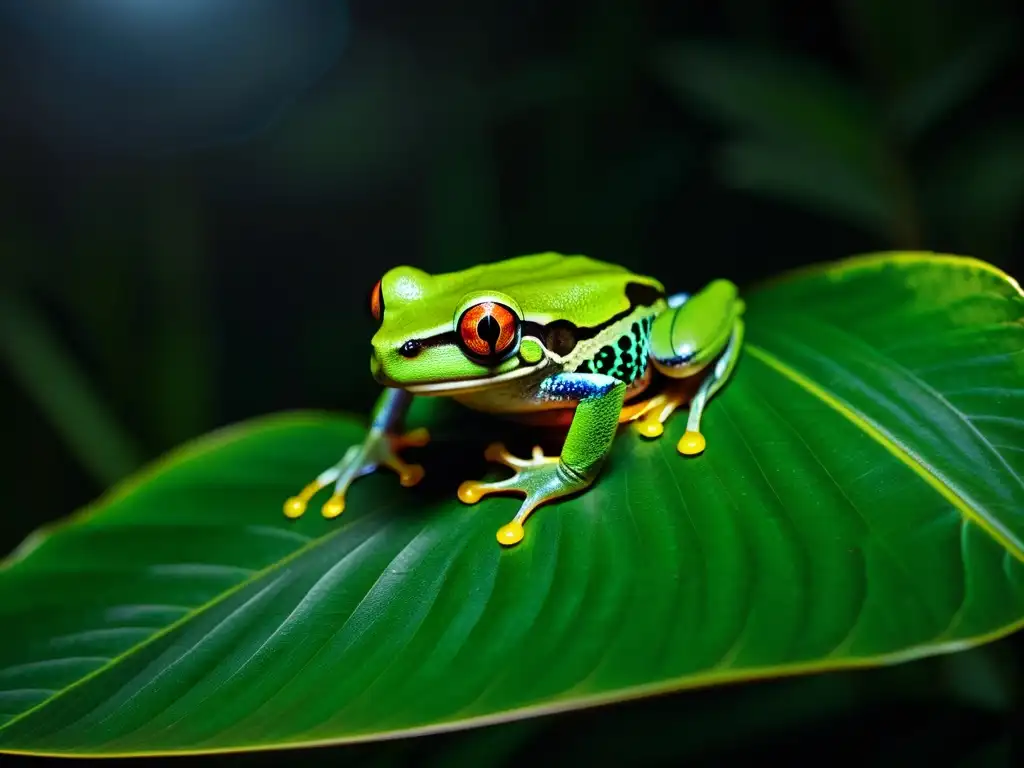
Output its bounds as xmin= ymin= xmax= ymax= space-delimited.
xmin=378 ymin=360 xmax=549 ymax=396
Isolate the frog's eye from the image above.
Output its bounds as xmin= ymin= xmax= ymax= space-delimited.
xmin=457 ymin=301 xmax=520 ymax=363
xmin=370 ymin=279 xmax=384 ymax=322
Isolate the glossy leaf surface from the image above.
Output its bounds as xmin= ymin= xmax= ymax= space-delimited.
xmin=1 ymin=252 xmax=1022 ymax=757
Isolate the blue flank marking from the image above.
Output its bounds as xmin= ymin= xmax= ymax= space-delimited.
xmin=540 ymin=373 xmax=618 ymax=401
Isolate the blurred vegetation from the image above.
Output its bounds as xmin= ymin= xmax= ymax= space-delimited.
xmin=0 ymin=0 xmax=1021 ymax=764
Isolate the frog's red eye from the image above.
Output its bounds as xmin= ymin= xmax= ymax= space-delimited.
xmin=458 ymin=302 xmax=520 ymax=362
xmin=370 ymin=279 xmax=383 ymax=322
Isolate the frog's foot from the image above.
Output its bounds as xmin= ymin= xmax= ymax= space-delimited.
xmin=676 ymin=430 xmax=706 ymax=456
xmin=457 ymin=442 xmax=591 ymax=547
xmin=283 ymin=427 xmax=430 ymax=520
xmin=627 ymin=389 xmax=707 ymax=456
xmin=629 ymin=390 xmax=687 ymax=439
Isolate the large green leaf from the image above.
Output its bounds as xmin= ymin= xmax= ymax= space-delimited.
xmin=1 ymin=252 xmax=1022 ymax=757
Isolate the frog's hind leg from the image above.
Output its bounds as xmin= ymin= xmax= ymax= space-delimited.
xmin=627 ymin=290 xmax=698 ymax=439
xmin=675 ymin=321 xmax=744 ymax=456
xmin=458 ymin=373 xmax=626 ymax=547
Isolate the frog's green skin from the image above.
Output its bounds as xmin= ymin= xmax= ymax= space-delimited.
xmin=284 ymin=252 xmax=745 ymax=547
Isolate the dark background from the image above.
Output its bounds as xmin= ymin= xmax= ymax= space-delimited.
xmin=0 ymin=0 xmax=1021 ymax=764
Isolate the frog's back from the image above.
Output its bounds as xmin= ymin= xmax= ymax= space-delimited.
xmin=433 ymin=252 xmax=664 ymax=330
xmin=449 ymin=252 xmax=649 ymax=285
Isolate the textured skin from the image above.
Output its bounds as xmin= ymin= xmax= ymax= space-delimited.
xmin=539 ymin=373 xmax=627 ymax=477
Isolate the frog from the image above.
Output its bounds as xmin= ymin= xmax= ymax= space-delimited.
xmin=283 ymin=252 xmax=745 ymax=547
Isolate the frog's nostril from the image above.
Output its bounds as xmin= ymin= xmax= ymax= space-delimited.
xmin=398 ymin=340 xmax=422 ymax=358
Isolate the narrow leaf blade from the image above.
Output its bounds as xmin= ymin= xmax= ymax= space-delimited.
xmin=716 ymin=139 xmax=895 ymax=235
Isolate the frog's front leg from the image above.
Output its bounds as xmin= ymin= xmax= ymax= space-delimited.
xmin=676 ymin=320 xmax=744 ymax=453
xmin=283 ymin=387 xmax=429 ymax=520
xmin=458 ymin=373 xmax=626 ymax=547
xmin=633 ymin=280 xmax=745 ymax=456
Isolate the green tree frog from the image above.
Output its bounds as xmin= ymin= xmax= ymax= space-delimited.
xmin=284 ymin=253 xmax=744 ymax=547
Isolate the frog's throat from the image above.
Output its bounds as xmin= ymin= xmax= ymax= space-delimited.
xmin=403 ymin=360 xmax=549 ymax=396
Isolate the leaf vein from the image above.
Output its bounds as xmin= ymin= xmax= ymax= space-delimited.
xmin=746 ymin=344 xmax=1024 ymax=561
xmin=0 ymin=657 xmax=111 ymax=682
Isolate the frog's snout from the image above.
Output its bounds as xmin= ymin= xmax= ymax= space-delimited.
xmin=371 ymin=343 xmax=412 ymax=386
xmin=370 ymin=349 xmax=387 ymax=383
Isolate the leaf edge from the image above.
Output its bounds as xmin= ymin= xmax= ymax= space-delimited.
xmin=746 ymin=251 xmax=1023 ymax=298
xmin=2 ymin=619 xmax=1023 ymax=759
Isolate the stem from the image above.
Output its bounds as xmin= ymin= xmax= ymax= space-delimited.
xmin=0 ymin=291 xmax=143 ymax=486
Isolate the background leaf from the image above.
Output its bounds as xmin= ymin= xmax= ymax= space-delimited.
xmin=655 ymin=42 xmax=884 ymax=170
xmin=888 ymin=22 xmax=1016 ymax=139
xmin=654 ymin=42 xmax=907 ymax=239
xmin=0 ymin=253 xmax=1021 ymax=757
xmin=838 ymin=0 xmax=1016 ymax=127
xmin=715 ymin=139 xmax=895 ymax=235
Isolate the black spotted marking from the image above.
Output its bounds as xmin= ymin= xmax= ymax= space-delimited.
xmin=591 ymin=345 xmax=617 ymax=375
xmin=573 ymin=311 xmax=655 ymax=384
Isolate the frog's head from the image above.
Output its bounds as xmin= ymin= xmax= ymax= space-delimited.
xmin=367 ymin=253 xmax=664 ymax=395
xmin=368 ymin=264 xmax=541 ymax=395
